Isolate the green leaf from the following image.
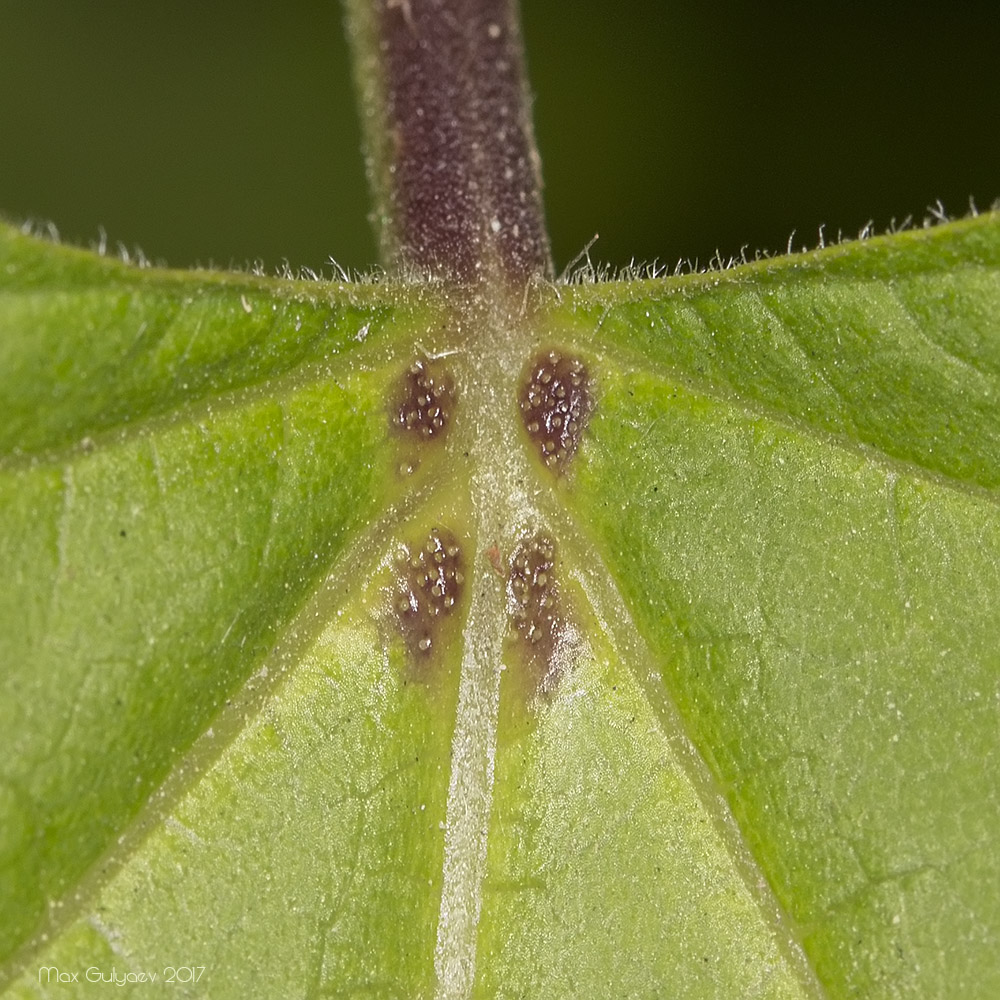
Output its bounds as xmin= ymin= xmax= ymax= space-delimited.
xmin=0 ymin=223 xmax=444 ymax=978
xmin=2 ymin=207 xmax=999 ymax=999
xmin=2 ymin=3 xmax=999 ymax=997
xmin=549 ymin=216 xmax=1000 ymax=996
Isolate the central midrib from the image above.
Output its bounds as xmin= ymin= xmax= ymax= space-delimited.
xmin=431 ymin=301 xmax=544 ymax=999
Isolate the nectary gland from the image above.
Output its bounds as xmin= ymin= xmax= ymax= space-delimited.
xmin=507 ymin=532 xmax=565 ymax=695
xmin=392 ymin=358 xmax=456 ymax=440
xmin=394 ymin=527 xmax=465 ymax=663
xmin=518 ymin=349 xmax=593 ymax=473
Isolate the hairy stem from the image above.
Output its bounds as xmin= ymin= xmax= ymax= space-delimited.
xmin=344 ymin=0 xmax=552 ymax=285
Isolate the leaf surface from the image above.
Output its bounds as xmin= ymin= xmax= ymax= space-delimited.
xmin=1 ymin=214 xmax=999 ymax=999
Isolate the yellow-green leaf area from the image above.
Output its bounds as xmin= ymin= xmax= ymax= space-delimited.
xmin=7 ymin=571 xmax=460 ymax=999
xmin=475 ymin=615 xmax=811 ymax=999
xmin=564 ymin=359 xmax=1000 ymax=998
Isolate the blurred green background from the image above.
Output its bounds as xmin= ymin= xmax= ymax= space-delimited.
xmin=1 ymin=1 xmax=998 ymax=275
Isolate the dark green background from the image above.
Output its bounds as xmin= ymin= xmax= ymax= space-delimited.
xmin=1 ymin=2 xmax=997 ymax=274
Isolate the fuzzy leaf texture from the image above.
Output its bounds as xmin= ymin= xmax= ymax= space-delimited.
xmin=1 ymin=207 xmax=999 ymax=999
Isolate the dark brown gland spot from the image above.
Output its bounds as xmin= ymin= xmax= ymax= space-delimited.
xmin=508 ymin=533 xmax=564 ymax=695
xmin=518 ymin=350 xmax=594 ymax=473
xmin=392 ymin=358 xmax=455 ymax=441
xmin=394 ymin=527 xmax=465 ymax=661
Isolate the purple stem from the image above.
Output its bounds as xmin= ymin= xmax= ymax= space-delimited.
xmin=358 ymin=0 xmax=552 ymax=284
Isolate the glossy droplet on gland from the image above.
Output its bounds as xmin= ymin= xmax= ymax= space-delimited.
xmin=392 ymin=358 xmax=456 ymax=440
xmin=518 ymin=349 xmax=593 ymax=473
xmin=394 ymin=527 xmax=465 ymax=661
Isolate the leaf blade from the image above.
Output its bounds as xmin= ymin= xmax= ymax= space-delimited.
xmin=3 ymin=215 xmax=1000 ymax=997
xmin=548 ymin=214 xmax=1000 ymax=997
xmin=0 ymin=224 xmax=449 ymax=966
